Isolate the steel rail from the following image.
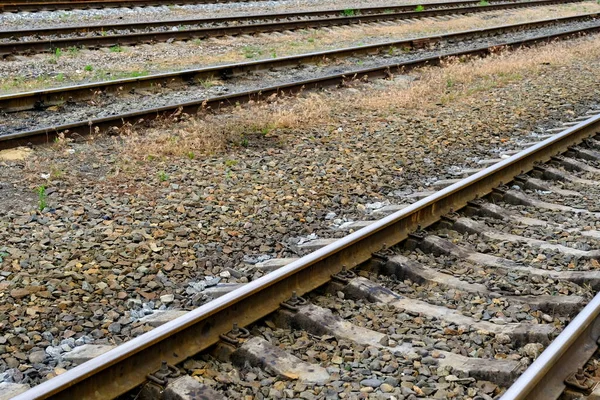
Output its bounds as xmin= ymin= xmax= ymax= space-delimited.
xmin=0 ymin=0 xmax=272 ymax=13
xmin=1 ymin=12 xmax=598 ymax=114
xmin=0 ymin=0 xmax=583 ymax=40
xmin=10 ymin=109 xmax=600 ymax=400
xmin=1 ymin=22 xmax=598 ymax=150
xmin=0 ymin=0 xmax=587 ymax=55
xmin=501 ymin=291 xmax=600 ymax=400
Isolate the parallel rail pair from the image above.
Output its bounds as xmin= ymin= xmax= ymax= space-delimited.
xmin=0 ymin=0 xmax=586 ymax=55
xmin=1 ymin=0 xmax=271 ymax=12
xmin=10 ymin=98 xmax=600 ymax=400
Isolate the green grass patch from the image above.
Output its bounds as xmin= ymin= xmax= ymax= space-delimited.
xmin=242 ymin=46 xmax=262 ymax=59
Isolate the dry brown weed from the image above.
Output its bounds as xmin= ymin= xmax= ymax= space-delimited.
xmin=120 ymin=92 xmax=331 ymax=159
xmin=351 ymin=38 xmax=600 ymax=113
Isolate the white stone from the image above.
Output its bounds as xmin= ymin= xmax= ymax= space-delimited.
xmin=62 ymin=344 xmax=115 ymax=364
xmin=0 ymin=383 xmax=30 ymax=400
xmin=160 ymin=294 xmax=175 ymax=304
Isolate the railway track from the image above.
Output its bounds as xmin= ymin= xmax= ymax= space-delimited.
xmin=2 ymin=12 xmax=600 ymax=149
xmin=0 ymin=0 xmax=577 ymax=12
xmin=8 ymin=106 xmax=600 ymax=399
xmin=0 ymin=0 xmax=273 ymax=13
xmin=0 ymin=0 xmax=586 ymax=55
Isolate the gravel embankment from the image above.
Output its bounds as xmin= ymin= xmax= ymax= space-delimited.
xmin=1 ymin=35 xmax=600 ymax=389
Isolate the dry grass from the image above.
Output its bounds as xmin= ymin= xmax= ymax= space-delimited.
xmin=352 ymin=37 xmax=600 ymax=112
xmin=119 ymin=93 xmax=331 ymax=159
xmin=116 ymin=35 xmax=600 ymax=160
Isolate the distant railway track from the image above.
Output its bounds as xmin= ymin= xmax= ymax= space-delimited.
xmin=0 ymin=0 xmax=587 ymax=55
xmin=7 ymin=12 xmax=598 ymax=112
xmin=1 ymin=12 xmax=600 ymax=150
xmin=0 ymin=0 xmax=270 ymax=12
xmin=0 ymin=0 xmax=583 ymax=12
xmin=10 ymin=103 xmax=600 ymax=399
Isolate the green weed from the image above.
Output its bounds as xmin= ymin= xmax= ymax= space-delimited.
xmin=37 ymin=186 xmax=48 ymax=211
xmin=158 ymin=171 xmax=169 ymax=182
xmin=261 ymin=125 xmax=273 ymax=135
xmin=341 ymin=8 xmax=356 ymax=16
xmin=109 ymin=45 xmax=123 ymax=53
xmin=48 ymin=48 xmax=62 ymax=64
xmin=198 ymin=78 xmax=215 ymax=89
xmin=242 ymin=46 xmax=262 ymax=59
xmin=224 ymin=159 xmax=238 ymax=167
xmin=415 ymin=5 xmax=425 ymax=11
xmin=84 ymin=64 xmax=93 ymax=72
xmin=127 ymin=70 xmax=147 ymax=78
xmin=478 ymin=0 xmax=490 ymax=5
